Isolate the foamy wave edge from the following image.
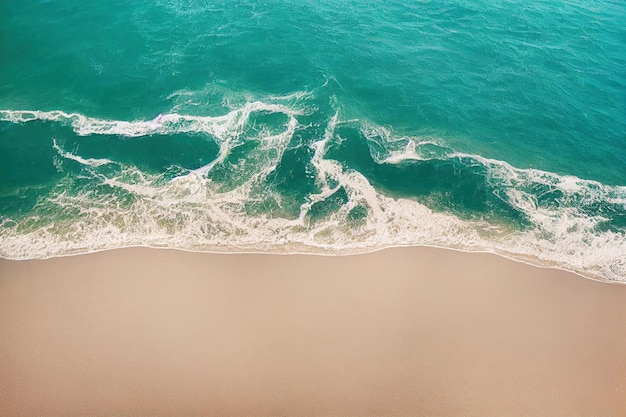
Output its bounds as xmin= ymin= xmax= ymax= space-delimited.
xmin=1 ymin=107 xmax=625 ymax=283
xmin=2 ymin=243 xmax=615 ymax=286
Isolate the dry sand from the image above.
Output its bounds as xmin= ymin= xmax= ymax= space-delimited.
xmin=1 ymin=246 xmax=625 ymax=416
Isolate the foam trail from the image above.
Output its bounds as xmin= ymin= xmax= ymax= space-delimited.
xmin=190 ymin=102 xmax=300 ymax=177
xmin=363 ymin=140 xmax=626 ymax=281
xmin=52 ymin=138 xmax=114 ymax=167
xmin=299 ymin=112 xmax=342 ymax=220
xmin=0 ymin=102 xmax=303 ymax=138
xmin=360 ymin=123 xmax=452 ymax=163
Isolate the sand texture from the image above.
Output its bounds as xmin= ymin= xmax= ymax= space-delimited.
xmin=1 ymin=247 xmax=625 ymax=416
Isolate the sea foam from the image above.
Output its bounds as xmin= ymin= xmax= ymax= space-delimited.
xmin=1 ymin=104 xmax=625 ymax=282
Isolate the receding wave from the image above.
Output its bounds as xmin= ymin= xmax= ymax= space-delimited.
xmin=1 ymin=100 xmax=625 ymax=282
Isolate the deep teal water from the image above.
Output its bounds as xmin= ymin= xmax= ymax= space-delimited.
xmin=1 ymin=1 xmax=625 ymax=281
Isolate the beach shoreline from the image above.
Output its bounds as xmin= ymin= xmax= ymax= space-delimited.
xmin=1 ymin=242 xmax=621 ymax=285
xmin=1 ymin=246 xmax=625 ymax=416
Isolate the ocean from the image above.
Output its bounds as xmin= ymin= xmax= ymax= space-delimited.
xmin=1 ymin=0 xmax=625 ymax=281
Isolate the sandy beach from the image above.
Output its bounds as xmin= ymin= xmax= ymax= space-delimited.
xmin=1 ymin=246 xmax=625 ymax=416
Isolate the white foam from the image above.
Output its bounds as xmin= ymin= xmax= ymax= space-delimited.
xmin=360 ymin=122 xmax=450 ymax=163
xmin=1 ymin=107 xmax=625 ymax=282
xmin=0 ymin=101 xmax=303 ymax=139
xmin=52 ymin=138 xmax=114 ymax=167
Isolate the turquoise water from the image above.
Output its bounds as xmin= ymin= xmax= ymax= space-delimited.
xmin=1 ymin=0 xmax=625 ymax=281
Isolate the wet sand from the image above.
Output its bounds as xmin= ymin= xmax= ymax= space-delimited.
xmin=1 ymin=246 xmax=625 ymax=416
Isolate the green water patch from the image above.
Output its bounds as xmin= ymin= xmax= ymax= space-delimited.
xmin=597 ymin=212 xmax=626 ymax=234
xmin=577 ymin=200 xmax=626 ymax=234
xmin=244 ymin=196 xmax=282 ymax=217
xmin=207 ymin=140 xmax=259 ymax=191
xmin=0 ymin=192 xmax=42 ymax=219
xmin=347 ymin=203 xmax=370 ymax=227
xmin=306 ymin=187 xmax=349 ymax=224
xmin=58 ymin=130 xmax=220 ymax=174
xmin=244 ymin=111 xmax=292 ymax=137
xmin=0 ymin=121 xmax=63 ymax=215
xmin=264 ymin=133 xmax=320 ymax=219
xmin=0 ymin=121 xmax=63 ymax=189
xmin=327 ymin=127 xmax=530 ymax=228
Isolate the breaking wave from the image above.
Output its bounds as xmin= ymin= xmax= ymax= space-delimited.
xmin=1 ymin=98 xmax=625 ymax=282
